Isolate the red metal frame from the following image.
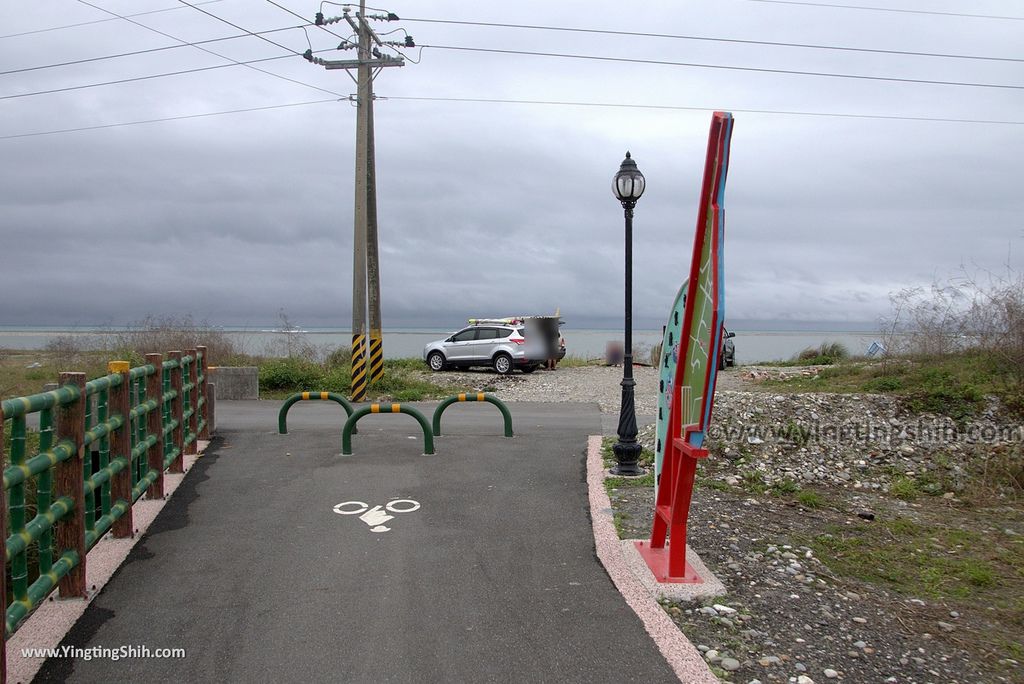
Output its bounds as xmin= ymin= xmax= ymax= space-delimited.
xmin=635 ymin=112 xmax=733 ymax=583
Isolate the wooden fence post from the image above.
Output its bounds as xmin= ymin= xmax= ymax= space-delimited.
xmin=168 ymin=351 xmax=184 ymax=473
xmin=55 ymin=372 xmax=87 ymax=598
xmin=145 ymin=354 xmax=165 ymax=499
xmin=186 ymin=348 xmax=199 ymax=456
xmin=108 ymin=362 xmax=133 ymax=538
xmin=196 ymin=345 xmax=210 ymax=440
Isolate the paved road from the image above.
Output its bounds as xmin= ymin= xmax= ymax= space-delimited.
xmin=36 ymin=400 xmax=677 ymax=683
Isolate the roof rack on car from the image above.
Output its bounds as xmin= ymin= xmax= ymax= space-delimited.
xmin=467 ymin=315 xmax=564 ymax=325
xmin=467 ymin=317 xmax=524 ymax=325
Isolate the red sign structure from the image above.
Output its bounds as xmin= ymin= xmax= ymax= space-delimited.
xmin=635 ymin=112 xmax=735 ymax=583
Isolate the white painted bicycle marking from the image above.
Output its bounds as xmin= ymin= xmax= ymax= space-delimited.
xmin=332 ymin=499 xmax=421 ymax=533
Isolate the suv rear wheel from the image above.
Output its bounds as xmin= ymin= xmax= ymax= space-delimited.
xmin=427 ymin=351 xmax=447 ymax=372
xmin=493 ymin=353 xmax=513 ymax=375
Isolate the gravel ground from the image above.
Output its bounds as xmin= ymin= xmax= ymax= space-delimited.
xmin=611 ymin=485 xmax=1023 ymax=684
xmin=424 ymin=364 xmax=749 ymax=418
xmin=421 ymin=364 xmax=1023 ymax=683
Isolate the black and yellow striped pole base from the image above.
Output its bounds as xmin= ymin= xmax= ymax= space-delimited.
xmin=368 ymin=330 xmax=384 ymax=386
xmin=351 ymin=333 xmax=368 ymax=401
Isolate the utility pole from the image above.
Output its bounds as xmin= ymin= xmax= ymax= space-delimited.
xmin=305 ymin=2 xmax=411 ymax=400
xmin=350 ymin=7 xmax=370 ymax=401
xmin=366 ymin=91 xmax=384 ymax=387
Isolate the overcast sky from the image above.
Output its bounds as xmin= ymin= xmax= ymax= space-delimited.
xmin=1 ymin=0 xmax=1021 ymax=331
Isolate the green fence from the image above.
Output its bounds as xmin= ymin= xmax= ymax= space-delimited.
xmin=1 ymin=347 xmax=211 ymax=652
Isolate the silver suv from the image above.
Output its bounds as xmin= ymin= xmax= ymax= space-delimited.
xmin=423 ymin=324 xmax=545 ymax=374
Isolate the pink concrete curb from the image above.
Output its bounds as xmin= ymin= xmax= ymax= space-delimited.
xmin=6 ymin=443 xmax=210 ymax=684
xmin=587 ymin=435 xmax=718 ymax=684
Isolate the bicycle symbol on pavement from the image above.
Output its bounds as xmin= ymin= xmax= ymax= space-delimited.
xmin=332 ymin=499 xmax=421 ymax=533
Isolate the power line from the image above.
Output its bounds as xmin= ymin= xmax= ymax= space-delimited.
xmin=0 ymin=98 xmax=338 ymax=141
xmin=402 ymin=17 xmax=1022 ymax=64
xmin=2 ymin=93 xmax=1020 ymax=143
xmin=0 ymin=49 xmax=337 ymax=102
xmin=0 ymin=25 xmax=307 ymax=77
xmin=264 ymin=0 xmax=354 ymax=48
xmin=176 ymin=0 xmax=303 ymax=55
xmin=77 ymin=0 xmax=343 ymax=99
xmin=0 ymin=0 xmax=224 ymax=40
xmin=386 ymin=95 xmax=1024 ymax=126
xmin=745 ymin=0 xmax=1024 ymax=21
xmin=421 ymin=44 xmax=1024 ymax=91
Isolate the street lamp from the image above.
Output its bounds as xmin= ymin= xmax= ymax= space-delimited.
xmin=611 ymin=151 xmax=646 ymax=476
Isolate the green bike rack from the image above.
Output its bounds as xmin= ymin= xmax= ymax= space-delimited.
xmin=432 ymin=392 xmax=513 ymax=438
xmin=279 ymin=391 xmax=356 ymax=434
xmin=342 ymin=403 xmax=434 ymax=455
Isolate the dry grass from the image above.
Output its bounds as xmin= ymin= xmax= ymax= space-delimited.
xmin=105 ymin=314 xmax=249 ymax=366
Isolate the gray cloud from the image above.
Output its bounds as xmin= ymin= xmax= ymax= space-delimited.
xmin=1 ymin=0 xmax=1021 ymax=331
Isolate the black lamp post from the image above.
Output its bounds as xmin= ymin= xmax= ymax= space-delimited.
xmin=611 ymin=151 xmax=646 ymax=476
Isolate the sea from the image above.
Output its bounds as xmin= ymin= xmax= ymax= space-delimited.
xmin=0 ymin=325 xmax=884 ymax=365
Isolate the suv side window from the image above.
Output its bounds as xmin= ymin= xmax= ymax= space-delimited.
xmin=475 ymin=328 xmax=500 ymax=340
xmin=496 ymin=328 xmax=513 ymax=338
xmin=452 ymin=329 xmax=476 ymax=342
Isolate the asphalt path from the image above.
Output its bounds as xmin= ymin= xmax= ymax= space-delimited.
xmin=36 ymin=400 xmax=677 ymax=683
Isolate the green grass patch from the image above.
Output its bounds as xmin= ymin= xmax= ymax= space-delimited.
xmin=770 ymin=477 xmax=801 ymax=496
xmin=258 ymin=356 xmax=451 ymax=401
xmin=0 ymin=350 xmax=113 ymax=398
xmin=758 ymin=349 xmax=1016 ymax=420
xmin=557 ymin=354 xmax=599 ymax=368
xmin=605 ymin=472 xmax=656 ymax=489
xmin=796 ymin=490 xmax=824 ymax=508
xmin=890 ymin=476 xmax=921 ymax=501
xmin=612 ymin=510 xmax=631 ymax=538
xmin=757 ymin=341 xmax=850 ymax=367
xmin=804 ymin=517 xmax=1023 ymax=606
xmin=741 ymin=470 xmax=769 ymax=494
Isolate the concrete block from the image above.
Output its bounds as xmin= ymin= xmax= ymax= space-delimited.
xmin=208 ymin=367 xmax=258 ymax=400
xmin=207 ymin=383 xmax=216 ymax=434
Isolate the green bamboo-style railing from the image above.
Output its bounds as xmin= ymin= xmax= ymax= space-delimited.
xmin=1 ymin=346 xmax=212 ymax=659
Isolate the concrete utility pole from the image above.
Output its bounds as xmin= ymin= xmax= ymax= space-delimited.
xmin=305 ymin=2 xmax=410 ymax=400
xmin=366 ymin=91 xmax=384 ymax=388
xmin=350 ymin=1 xmax=371 ymax=401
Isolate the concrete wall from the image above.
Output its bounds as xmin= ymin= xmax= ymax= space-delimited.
xmin=208 ymin=367 xmax=258 ymax=400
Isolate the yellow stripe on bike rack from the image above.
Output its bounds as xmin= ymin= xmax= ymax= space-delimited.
xmin=371 ymin=404 xmax=380 ymax=414
xmin=391 ymin=403 xmax=400 ymax=413
xmin=320 ymin=392 xmax=329 ymax=400
xmin=302 ymin=391 xmax=310 ymax=400
xmin=476 ymin=392 xmax=485 ymax=401
xmin=458 ymin=393 xmax=466 ymax=402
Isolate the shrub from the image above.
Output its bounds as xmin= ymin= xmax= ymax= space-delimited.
xmin=797 ymin=490 xmax=823 ymax=508
xmin=903 ymin=368 xmax=983 ymax=421
xmin=324 ymin=346 xmax=352 ymax=369
xmin=108 ymin=314 xmax=243 ymax=365
xmin=795 ymin=341 xmax=849 ymax=365
xmin=881 ymin=267 xmax=1023 ymax=389
xmin=891 ymin=476 xmax=919 ymax=501
xmin=771 ymin=478 xmax=800 ymax=495
xmin=43 ymin=334 xmax=89 ymax=368
xmin=259 ymin=358 xmax=323 ymax=390
xmin=861 ymin=376 xmax=903 ymax=393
